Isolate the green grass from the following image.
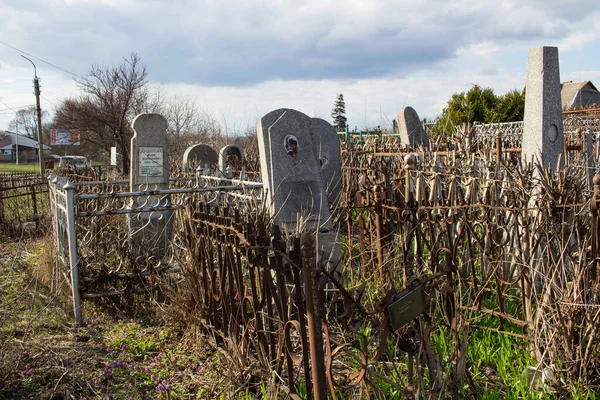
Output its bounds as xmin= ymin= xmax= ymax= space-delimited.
xmin=1 ymin=201 xmax=598 ymax=398
xmin=0 ymin=163 xmax=41 ymax=173
xmin=0 ymin=235 xmax=225 ymax=399
xmin=0 ymin=187 xmax=49 ymax=234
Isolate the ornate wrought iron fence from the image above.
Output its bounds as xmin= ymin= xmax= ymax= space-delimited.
xmin=177 ymin=163 xmax=595 ymax=397
xmin=48 ymin=171 xmax=263 ymax=325
xmin=45 ymin=127 xmax=600 ymax=396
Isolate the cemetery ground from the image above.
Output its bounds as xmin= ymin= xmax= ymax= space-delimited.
xmin=0 ymin=233 xmax=233 ymax=399
xmin=0 ymin=233 xmax=599 ymax=398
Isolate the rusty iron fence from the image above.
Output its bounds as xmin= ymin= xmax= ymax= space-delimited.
xmin=179 ymin=204 xmax=318 ymax=397
xmin=173 ymin=165 xmax=598 ymax=397
xmin=339 ymin=113 xmax=600 ymax=175
xmin=45 ymin=123 xmax=600 ymax=396
xmin=0 ymin=171 xmax=47 ymax=188
xmin=48 ymin=169 xmax=263 ymax=324
xmin=0 ymin=173 xmax=49 ymax=235
xmin=177 ymin=201 xmax=408 ymax=398
xmin=169 ymin=139 xmax=600 ymax=397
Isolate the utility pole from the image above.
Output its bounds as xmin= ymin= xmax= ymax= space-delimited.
xmin=22 ymin=55 xmax=45 ymax=175
xmin=15 ymin=129 xmax=19 ymax=165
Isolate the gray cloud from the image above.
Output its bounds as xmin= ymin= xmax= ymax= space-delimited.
xmin=1 ymin=0 xmax=599 ymax=87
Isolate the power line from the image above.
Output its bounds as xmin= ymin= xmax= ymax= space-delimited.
xmin=0 ymin=98 xmax=16 ymax=111
xmin=0 ymin=39 xmax=82 ymax=78
xmin=0 ymin=104 xmax=35 ymax=112
xmin=41 ymin=94 xmax=58 ymax=108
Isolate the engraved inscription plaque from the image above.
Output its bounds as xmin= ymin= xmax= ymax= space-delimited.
xmin=139 ymin=147 xmax=164 ymax=177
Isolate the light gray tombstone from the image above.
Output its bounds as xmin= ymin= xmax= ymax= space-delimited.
xmin=218 ymin=144 xmax=244 ymax=176
xmin=521 ymin=47 xmax=564 ymax=171
xmin=257 ymin=109 xmax=287 ymax=187
xmin=397 ymin=106 xmax=429 ymax=148
xmin=310 ymin=118 xmax=342 ymax=207
xmin=182 ymin=144 xmax=218 ymax=170
xmin=257 ymin=109 xmax=331 ymax=232
xmin=129 ymin=113 xmax=172 ymax=257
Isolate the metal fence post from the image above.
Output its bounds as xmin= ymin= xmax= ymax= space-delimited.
xmin=51 ymin=176 xmax=60 ymax=249
xmin=356 ymin=191 xmax=368 ymax=275
xmin=64 ymin=181 xmax=82 ymax=325
xmin=592 ymin=174 xmax=600 ymax=282
xmin=301 ymin=232 xmax=327 ymax=400
xmin=373 ymin=185 xmax=385 ymax=283
xmin=587 ymin=130 xmax=594 ymax=190
xmin=47 ymin=175 xmax=57 ymax=293
xmin=31 ymin=184 xmax=39 ymax=230
xmin=495 ymin=130 xmax=502 ymax=175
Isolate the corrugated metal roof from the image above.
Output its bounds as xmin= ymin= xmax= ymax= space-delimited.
xmin=3 ymin=131 xmax=51 ymax=150
xmin=0 ymin=136 xmax=11 ymax=149
xmin=561 ymin=81 xmax=599 ymax=109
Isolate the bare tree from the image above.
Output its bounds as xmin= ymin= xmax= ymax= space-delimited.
xmin=162 ymin=95 xmax=199 ymax=137
xmin=9 ymin=106 xmax=48 ymax=138
xmin=53 ymin=53 xmax=148 ymax=172
xmin=157 ymin=95 xmax=222 ymax=161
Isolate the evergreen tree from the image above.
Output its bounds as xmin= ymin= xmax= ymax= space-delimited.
xmin=331 ymin=93 xmax=347 ymax=132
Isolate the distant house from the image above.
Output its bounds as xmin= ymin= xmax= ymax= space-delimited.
xmin=561 ymin=81 xmax=600 ymax=109
xmin=0 ymin=131 xmax=51 ymax=163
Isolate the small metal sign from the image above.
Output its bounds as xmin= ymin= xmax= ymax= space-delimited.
xmin=110 ymin=147 xmax=118 ymax=166
xmin=387 ymin=284 xmax=426 ymax=331
xmin=139 ymin=147 xmax=164 ymax=177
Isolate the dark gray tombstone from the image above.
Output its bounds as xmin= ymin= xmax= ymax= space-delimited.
xmin=397 ymin=106 xmax=429 ymax=148
xmin=129 ymin=113 xmax=172 ymax=256
xmin=182 ymin=144 xmax=218 ymax=170
xmin=522 ymin=47 xmax=564 ymax=171
xmin=218 ymin=144 xmax=244 ymax=175
xmin=310 ymin=117 xmax=342 ymax=207
xmin=257 ymin=109 xmax=331 ymax=232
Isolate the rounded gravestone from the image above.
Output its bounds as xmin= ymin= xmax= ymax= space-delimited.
xmin=397 ymin=106 xmax=430 ymax=148
xmin=219 ymin=144 xmax=244 ymax=171
xmin=182 ymin=144 xmax=218 ymax=169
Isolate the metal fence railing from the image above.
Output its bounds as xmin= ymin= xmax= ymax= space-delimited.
xmin=0 ymin=173 xmax=49 ymax=235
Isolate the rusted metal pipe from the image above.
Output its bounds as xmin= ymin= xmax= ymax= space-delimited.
xmin=495 ymin=130 xmax=502 ymax=175
xmin=592 ymin=174 xmax=600 ymax=282
xmin=301 ymin=233 xmax=327 ymax=400
xmin=373 ymin=185 xmax=385 ymax=283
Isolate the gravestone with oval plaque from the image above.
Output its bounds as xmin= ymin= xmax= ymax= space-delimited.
xmin=522 ymin=47 xmax=564 ymax=171
xmin=257 ymin=108 xmax=331 ymax=232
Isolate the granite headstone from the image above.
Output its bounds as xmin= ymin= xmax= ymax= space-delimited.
xmin=257 ymin=109 xmax=331 ymax=232
xmin=397 ymin=106 xmax=429 ymax=148
xmin=310 ymin=117 xmax=342 ymax=207
xmin=129 ymin=113 xmax=172 ymax=256
xmin=182 ymin=144 xmax=218 ymax=170
xmin=256 ymin=109 xmax=287 ymax=187
xmin=218 ymin=144 xmax=244 ymax=176
xmin=521 ymin=46 xmax=564 ymax=171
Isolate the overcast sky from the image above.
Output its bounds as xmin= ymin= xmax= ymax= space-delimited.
xmin=1 ymin=0 xmax=599 ymax=135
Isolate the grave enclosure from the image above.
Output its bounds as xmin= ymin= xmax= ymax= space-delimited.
xmin=46 ymin=47 xmax=600 ymax=397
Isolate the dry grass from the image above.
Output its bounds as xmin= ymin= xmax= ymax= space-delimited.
xmin=0 ymin=234 xmax=226 ymax=399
